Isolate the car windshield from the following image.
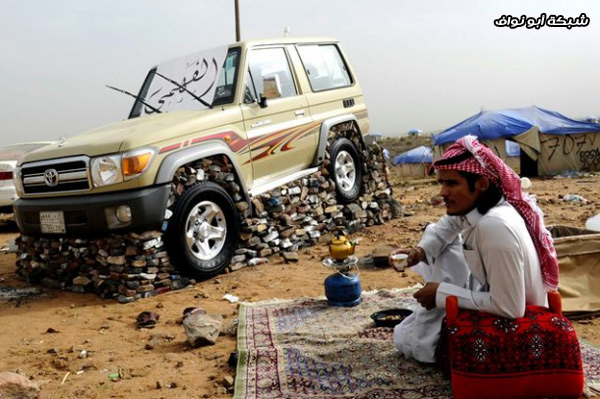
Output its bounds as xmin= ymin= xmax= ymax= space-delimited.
xmin=129 ymin=46 xmax=240 ymax=118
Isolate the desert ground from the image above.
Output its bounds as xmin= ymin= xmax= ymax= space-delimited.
xmin=1 ymin=171 xmax=599 ymax=399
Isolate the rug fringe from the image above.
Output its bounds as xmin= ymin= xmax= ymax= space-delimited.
xmin=240 ymin=285 xmax=422 ymax=307
xmin=363 ymin=284 xmax=422 ymax=296
xmin=584 ymin=382 xmax=600 ymax=398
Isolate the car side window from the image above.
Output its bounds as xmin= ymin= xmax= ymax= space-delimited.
xmin=297 ymin=44 xmax=352 ymax=92
xmin=246 ymin=48 xmax=297 ymax=101
xmin=213 ymin=47 xmax=241 ymax=105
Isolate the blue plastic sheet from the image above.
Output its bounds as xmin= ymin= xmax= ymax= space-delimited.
xmin=392 ymin=146 xmax=433 ymax=165
xmin=434 ymin=106 xmax=600 ymax=145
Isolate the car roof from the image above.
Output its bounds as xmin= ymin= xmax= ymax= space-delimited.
xmin=234 ymin=36 xmax=339 ymax=48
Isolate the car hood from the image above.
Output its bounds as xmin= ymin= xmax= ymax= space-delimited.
xmin=20 ymin=109 xmax=233 ymax=165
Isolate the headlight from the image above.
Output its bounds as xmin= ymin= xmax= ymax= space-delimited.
xmin=91 ymin=155 xmax=123 ymax=187
xmin=90 ymin=148 xmax=155 ymax=187
xmin=122 ymin=149 xmax=155 ymax=181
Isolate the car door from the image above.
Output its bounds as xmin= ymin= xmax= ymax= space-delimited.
xmin=241 ymin=46 xmax=316 ymax=189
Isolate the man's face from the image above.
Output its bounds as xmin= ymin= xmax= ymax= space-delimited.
xmin=437 ymin=170 xmax=486 ymax=216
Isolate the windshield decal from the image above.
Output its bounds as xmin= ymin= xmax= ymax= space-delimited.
xmin=141 ymin=46 xmax=228 ymax=115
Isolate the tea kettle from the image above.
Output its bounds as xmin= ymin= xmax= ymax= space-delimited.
xmin=329 ymin=227 xmax=356 ymax=261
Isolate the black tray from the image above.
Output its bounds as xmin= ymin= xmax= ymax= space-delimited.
xmin=370 ymin=308 xmax=413 ymax=328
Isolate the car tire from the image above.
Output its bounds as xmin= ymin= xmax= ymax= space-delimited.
xmin=166 ymin=181 xmax=239 ymax=280
xmin=328 ymin=138 xmax=362 ymax=203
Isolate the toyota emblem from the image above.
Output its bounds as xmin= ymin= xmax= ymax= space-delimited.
xmin=44 ymin=169 xmax=59 ymax=187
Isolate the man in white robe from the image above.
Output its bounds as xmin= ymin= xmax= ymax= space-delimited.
xmin=391 ymin=136 xmax=559 ymax=363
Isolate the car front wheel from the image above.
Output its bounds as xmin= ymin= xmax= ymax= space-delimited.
xmin=166 ymin=181 xmax=239 ymax=280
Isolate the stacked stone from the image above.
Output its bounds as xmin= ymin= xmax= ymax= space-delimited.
xmin=15 ymin=139 xmax=399 ymax=301
xmin=167 ymin=157 xmax=252 ymax=220
xmin=16 ymin=231 xmax=191 ymax=303
xmin=171 ymin=137 xmax=401 ymax=272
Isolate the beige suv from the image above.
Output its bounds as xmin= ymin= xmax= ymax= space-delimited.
xmin=13 ymin=37 xmax=370 ymax=278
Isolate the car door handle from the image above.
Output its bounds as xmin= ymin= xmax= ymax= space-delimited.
xmin=294 ymin=110 xmax=305 ymax=116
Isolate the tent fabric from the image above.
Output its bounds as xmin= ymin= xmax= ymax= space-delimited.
xmin=392 ymin=146 xmax=433 ymax=166
xmin=537 ymin=132 xmax=600 ymax=175
xmin=434 ymin=106 xmax=600 ymax=146
xmin=550 ymin=225 xmax=600 ymax=318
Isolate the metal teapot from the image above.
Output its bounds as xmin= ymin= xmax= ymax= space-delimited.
xmin=329 ymin=227 xmax=356 ymax=261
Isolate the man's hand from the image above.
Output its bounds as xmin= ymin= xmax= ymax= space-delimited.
xmin=413 ymin=282 xmax=439 ymax=310
xmin=388 ymin=247 xmax=425 ymax=272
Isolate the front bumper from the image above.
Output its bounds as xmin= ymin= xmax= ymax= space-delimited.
xmin=13 ymin=184 xmax=171 ymax=237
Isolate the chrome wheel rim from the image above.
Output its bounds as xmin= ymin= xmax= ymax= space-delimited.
xmin=335 ymin=150 xmax=356 ymax=192
xmin=184 ymin=200 xmax=227 ymax=262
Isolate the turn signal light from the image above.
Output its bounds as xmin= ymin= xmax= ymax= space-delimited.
xmin=122 ymin=150 xmax=154 ymax=179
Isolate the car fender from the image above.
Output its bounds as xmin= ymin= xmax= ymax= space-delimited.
xmin=155 ymin=142 xmax=250 ymax=205
xmin=311 ymin=114 xmax=365 ymax=167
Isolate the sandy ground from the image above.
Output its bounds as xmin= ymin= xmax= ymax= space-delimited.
xmin=1 ymin=173 xmax=599 ymax=399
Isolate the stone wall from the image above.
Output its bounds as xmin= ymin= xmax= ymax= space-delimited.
xmin=15 ymin=138 xmax=399 ymax=302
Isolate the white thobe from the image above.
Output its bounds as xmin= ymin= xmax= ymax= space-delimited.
xmin=394 ymin=198 xmax=547 ymax=363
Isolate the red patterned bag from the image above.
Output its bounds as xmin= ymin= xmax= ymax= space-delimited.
xmin=441 ymin=292 xmax=584 ymax=399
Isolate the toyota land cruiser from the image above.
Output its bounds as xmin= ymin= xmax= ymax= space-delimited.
xmin=13 ymin=37 xmax=370 ymax=278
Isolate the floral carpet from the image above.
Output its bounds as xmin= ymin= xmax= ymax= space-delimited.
xmin=234 ymin=287 xmax=600 ymax=399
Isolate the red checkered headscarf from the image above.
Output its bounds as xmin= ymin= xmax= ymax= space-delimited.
xmin=433 ymin=135 xmax=559 ymax=291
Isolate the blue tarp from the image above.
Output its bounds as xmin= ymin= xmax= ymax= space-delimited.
xmin=505 ymin=140 xmax=521 ymax=157
xmin=392 ymin=146 xmax=433 ymax=166
xmin=434 ymin=106 xmax=600 ymax=145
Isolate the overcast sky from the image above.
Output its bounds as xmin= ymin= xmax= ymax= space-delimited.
xmin=1 ymin=0 xmax=598 ymax=145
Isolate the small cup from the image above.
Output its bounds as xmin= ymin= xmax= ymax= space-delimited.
xmin=391 ymin=253 xmax=408 ymax=271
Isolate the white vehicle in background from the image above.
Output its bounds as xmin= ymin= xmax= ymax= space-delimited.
xmin=0 ymin=142 xmax=54 ymax=214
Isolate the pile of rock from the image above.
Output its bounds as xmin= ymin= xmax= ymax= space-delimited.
xmin=15 ymin=139 xmax=400 ymax=302
xmin=226 ymin=143 xmax=401 ymax=271
xmin=16 ymin=231 xmax=191 ymax=303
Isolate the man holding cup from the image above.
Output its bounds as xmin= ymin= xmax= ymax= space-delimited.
xmin=389 ymin=135 xmax=557 ymax=364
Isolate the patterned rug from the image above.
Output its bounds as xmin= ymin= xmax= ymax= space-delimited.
xmin=234 ymin=287 xmax=600 ymax=399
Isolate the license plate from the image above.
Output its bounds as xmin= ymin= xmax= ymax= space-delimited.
xmin=40 ymin=211 xmax=66 ymax=234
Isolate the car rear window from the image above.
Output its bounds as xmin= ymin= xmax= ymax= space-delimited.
xmin=297 ymin=44 xmax=353 ymax=92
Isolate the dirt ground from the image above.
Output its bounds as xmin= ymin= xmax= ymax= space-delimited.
xmin=1 ymin=173 xmax=599 ymax=399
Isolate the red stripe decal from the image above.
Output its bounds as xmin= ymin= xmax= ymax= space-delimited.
xmin=281 ymin=124 xmax=318 ymax=152
xmin=190 ymin=131 xmax=247 ymax=153
xmin=159 ymin=143 xmax=182 ymax=154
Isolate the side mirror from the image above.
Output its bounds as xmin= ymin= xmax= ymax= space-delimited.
xmin=259 ymin=95 xmax=268 ymax=108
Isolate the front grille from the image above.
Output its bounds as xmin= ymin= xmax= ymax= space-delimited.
xmin=21 ymin=156 xmax=91 ymax=194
